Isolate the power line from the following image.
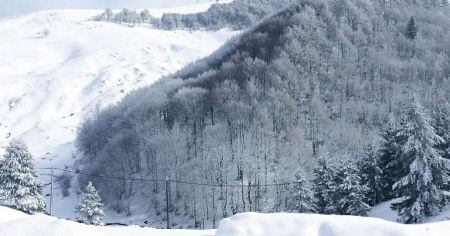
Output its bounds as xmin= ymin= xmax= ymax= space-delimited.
xmin=38 ymin=167 xmax=299 ymax=188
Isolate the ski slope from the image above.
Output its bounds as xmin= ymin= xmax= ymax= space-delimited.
xmin=1 ymin=206 xmax=449 ymax=236
xmin=0 ymin=4 xmax=237 ymax=170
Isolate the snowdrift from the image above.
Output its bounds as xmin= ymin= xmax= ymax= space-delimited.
xmin=0 ymin=206 xmax=214 ymax=236
xmin=215 ymin=212 xmax=450 ymax=236
xmin=2 ymin=206 xmax=450 ymax=236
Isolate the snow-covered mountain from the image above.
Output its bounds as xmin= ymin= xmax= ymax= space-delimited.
xmin=0 ymin=3 xmax=237 ymax=169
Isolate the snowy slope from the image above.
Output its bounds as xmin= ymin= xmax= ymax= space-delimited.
xmin=1 ymin=206 xmax=449 ymax=236
xmin=0 ymin=4 xmax=237 ymax=169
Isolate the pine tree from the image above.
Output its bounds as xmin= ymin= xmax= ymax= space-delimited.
xmin=0 ymin=139 xmax=44 ymax=214
xmin=76 ymin=182 xmax=104 ymax=225
xmin=406 ymin=16 xmax=418 ymax=40
xmin=286 ymin=172 xmax=317 ymax=213
xmin=313 ymin=155 xmax=336 ymax=214
xmin=391 ymin=98 xmax=450 ymax=223
xmin=334 ymin=161 xmax=370 ymax=216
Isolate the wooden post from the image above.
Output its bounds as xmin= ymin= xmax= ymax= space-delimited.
xmin=165 ymin=176 xmax=170 ymax=229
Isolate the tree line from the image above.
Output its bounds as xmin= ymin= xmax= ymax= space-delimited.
xmin=93 ymin=0 xmax=296 ymax=30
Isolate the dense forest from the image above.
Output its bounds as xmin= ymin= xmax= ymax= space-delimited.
xmin=78 ymin=0 xmax=450 ymax=227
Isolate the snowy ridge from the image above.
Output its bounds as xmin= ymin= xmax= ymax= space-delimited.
xmin=0 ymin=6 xmax=237 ymax=169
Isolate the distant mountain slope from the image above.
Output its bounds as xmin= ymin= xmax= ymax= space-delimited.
xmin=0 ymin=6 xmax=237 ymax=169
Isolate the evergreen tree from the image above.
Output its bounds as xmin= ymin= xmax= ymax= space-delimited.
xmin=286 ymin=172 xmax=317 ymax=213
xmin=376 ymin=118 xmax=407 ymax=202
xmin=333 ymin=161 xmax=370 ymax=216
xmin=0 ymin=139 xmax=44 ymax=214
xmin=406 ymin=16 xmax=418 ymax=40
xmin=391 ymin=98 xmax=450 ymax=223
xmin=357 ymin=145 xmax=382 ymax=206
xmin=76 ymin=182 xmax=104 ymax=225
xmin=313 ymin=155 xmax=336 ymax=214
xmin=432 ymin=103 xmax=450 ymax=190
xmin=432 ymin=102 xmax=450 ymax=160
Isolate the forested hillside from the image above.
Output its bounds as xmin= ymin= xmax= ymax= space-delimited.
xmin=77 ymin=0 xmax=450 ymax=227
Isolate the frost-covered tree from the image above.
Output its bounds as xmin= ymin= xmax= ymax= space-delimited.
xmin=286 ymin=172 xmax=316 ymax=213
xmin=391 ymin=98 xmax=450 ymax=223
xmin=432 ymin=102 xmax=450 ymax=190
xmin=376 ymin=118 xmax=406 ymax=202
xmin=140 ymin=9 xmax=151 ymax=23
xmin=432 ymin=102 xmax=450 ymax=160
xmin=105 ymin=8 xmax=113 ymax=22
xmin=76 ymin=182 xmax=104 ymax=225
xmin=334 ymin=161 xmax=370 ymax=216
xmin=0 ymin=139 xmax=44 ymax=214
xmin=357 ymin=145 xmax=382 ymax=206
xmin=313 ymin=155 xmax=336 ymax=214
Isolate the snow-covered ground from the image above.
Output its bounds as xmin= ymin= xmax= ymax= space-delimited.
xmin=0 ymin=3 xmax=237 ymax=218
xmin=216 ymin=212 xmax=450 ymax=236
xmin=0 ymin=206 xmax=214 ymax=236
xmin=1 ymin=206 xmax=449 ymax=236
xmin=369 ymin=200 xmax=450 ymax=223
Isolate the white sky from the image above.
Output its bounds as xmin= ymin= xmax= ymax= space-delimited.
xmin=0 ymin=0 xmax=216 ymax=18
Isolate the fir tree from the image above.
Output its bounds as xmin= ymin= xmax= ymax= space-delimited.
xmin=0 ymin=139 xmax=44 ymax=214
xmin=432 ymin=103 xmax=450 ymax=190
xmin=432 ymin=102 xmax=450 ymax=160
xmin=406 ymin=16 xmax=418 ymax=40
xmin=286 ymin=172 xmax=317 ymax=213
xmin=391 ymin=98 xmax=450 ymax=223
xmin=357 ymin=145 xmax=382 ymax=206
xmin=334 ymin=161 xmax=370 ymax=216
xmin=313 ymin=155 xmax=336 ymax=214
xmin=76 ymin=182 xmax=104 ymax=225
xmin=376 ymin=118 xmax=407 ymax=202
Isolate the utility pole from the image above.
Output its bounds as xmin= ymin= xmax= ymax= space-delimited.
xmin=165 ymin=176 xmax=170 ymax=229
xmin=50 ymin=164 xmax=54 ymax=216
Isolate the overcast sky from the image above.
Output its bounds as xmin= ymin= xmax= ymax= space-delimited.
xmin=0 ymin=0 xmax=214 ymax=18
